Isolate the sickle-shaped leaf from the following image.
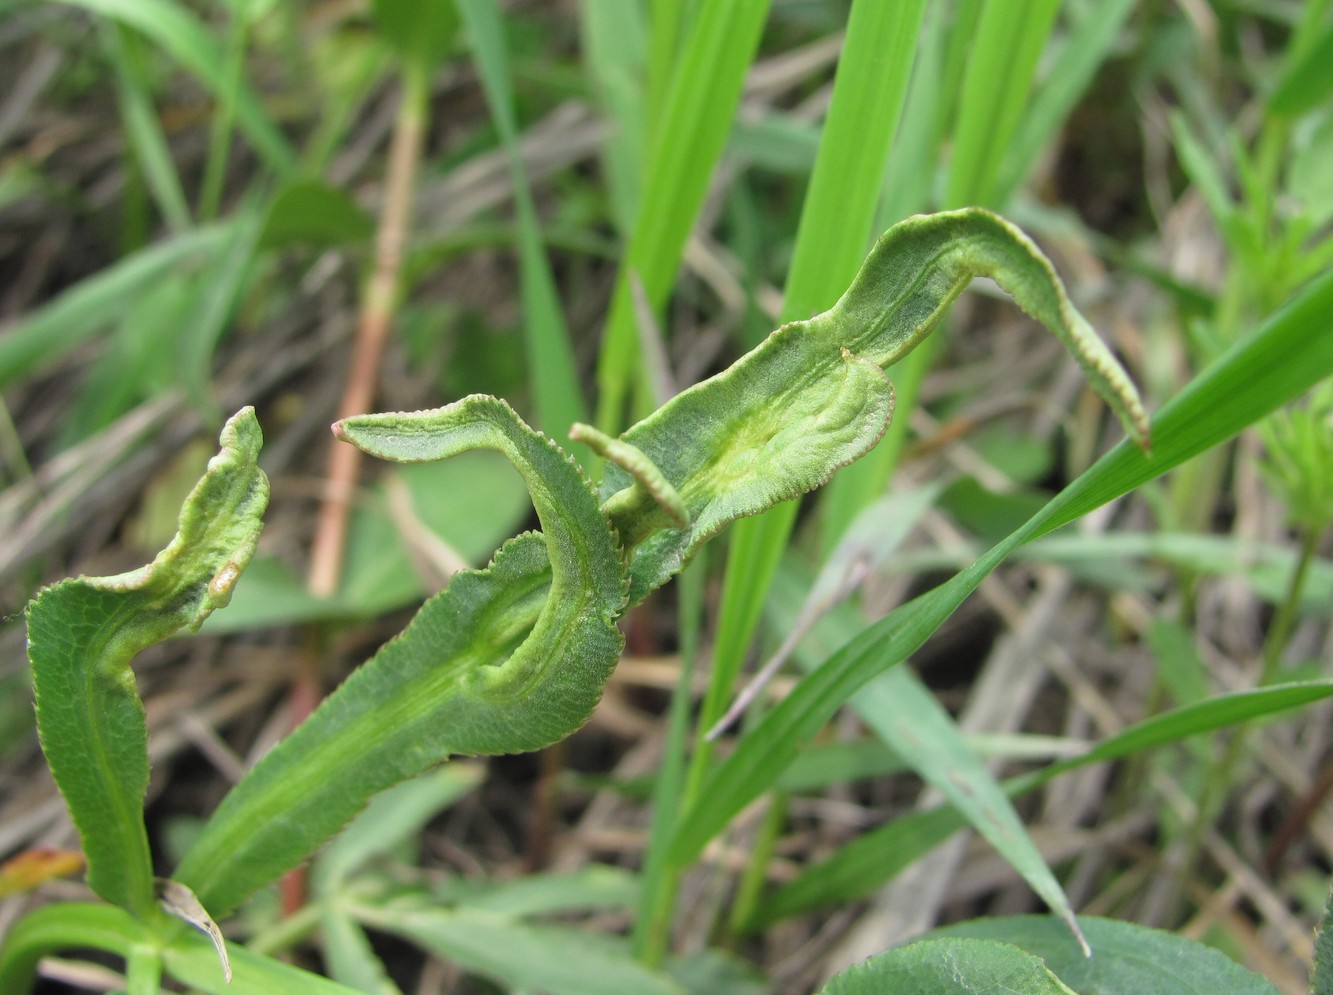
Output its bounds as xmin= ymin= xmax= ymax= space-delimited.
xmin=27 ymin=408 xmax=268 ymax=919
xmin=173 ymin=396 xmax=626 ymax=916
xmin=606 ymin=208 xmax=1149 ymax=602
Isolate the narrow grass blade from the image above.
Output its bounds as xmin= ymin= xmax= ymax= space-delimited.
xmin=993 ymin=0 xmax=1139 ymax=204
xmin=350 ymin=902 xmax=681 ymax=995
xmin=457 ymin=0 xmax=589 ymax=442
xmin=761 ymin=679 xmax=1333 ymax=923
xmin=179 ymin=203 xmax=263 ymax=418
xmin=944 ymin=0 xmax=1061 ymax=207
xmin=577 ymin=0 xmax=647 ymax=233
xmin=61 ymin=0 xmax=296 ymax=175
xmin=593 ymin=0 xmax=771 ymax=432
xmin=697 ymin=0 xmax=928 ymax=762
xmin=0 ymin=223 xmax=232 ymax=386
xmin=668 ymin=267 xmax=1333 ymax=884
xmin=104 ymin=22 xmax=192 ymax=231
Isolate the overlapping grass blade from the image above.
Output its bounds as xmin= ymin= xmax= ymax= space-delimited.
xmin=668 ymin=267 xmax=1333 ymax=887
xmin=993 ymin=0 xmax=1139 ymax=205
xmin=457 ymin=0 xmax=588 ymax=442
xmin=104 ymin=22 xmax=192 ymax=231
xmin=697 ymin=0 xmax=928 ymax=771
xmin=0 ymin=223 xmax=234 ymax=387
xmin=760 ymin=678 xmax=1333 ymax=923
xmin=593 ymin=0 xmax=771 ymax=432
xmin=944 ymin=0 xmax=1060 ymax=208
xmin=577 ymin=0 xmax=647 ymax=234
xmin=61 ymin=0 xmax=296 ymax=175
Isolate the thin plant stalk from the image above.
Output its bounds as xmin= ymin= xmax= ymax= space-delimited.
xmin=634 ymin=550 xmax=708 ymax=966
xmin=307 ymin=61 xmax=431 ymax=599
xmin=283 ymin=59 xmax=431 ymax=916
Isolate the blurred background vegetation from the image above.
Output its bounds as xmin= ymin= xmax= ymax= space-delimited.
xmin=1 ymin=0 xmax=1331 ymax=991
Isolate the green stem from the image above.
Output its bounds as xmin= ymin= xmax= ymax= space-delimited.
xmin=125 ymin=943 xmax=164 ymax=995
xmin=725 ymin=790 xmax=787 ymax=940
xmin=1260 ymin=527 xmax=1318 ymax=685
xmin=1180 ymin=526 xmax=1319 ymax=912
xmin=634 ymin=550 xmax=708 ymax=966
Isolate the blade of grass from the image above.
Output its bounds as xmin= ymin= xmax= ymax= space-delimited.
xmin=818 ymin=2 xmax=948 ymax=554
xmin=0 ymin=223 xmax=233 ymax=387
xmin=197 ymin=0 xmax=251 ymax=221
xmin=667 ymin=265 xmax=1333 ymax=878
xmin=62 ymin=0 xmax=296 ymax=176
xmin=944 ymin=0 xmax=1061 ymax=208
xmin=759 ymin=679 xmax=1333 ymax=923
xmin=457 ymin=0 xmax=588 ymax=443
xmin=577 ymin=0 xmax=647 ymax=235
xmin=689 ymin=0 xmax=928 ymax=786
xmin=632 ymin=551 xmax=708 ymax=965
xmin=593 ymin=0 xmax=771 ymax=433
xmin=104 ymin=22 xmax=191 ymax=232
xmin=993 ymin=0 xmax=1139 ymax=205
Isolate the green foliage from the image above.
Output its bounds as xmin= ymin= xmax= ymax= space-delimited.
xmin=26 ymin=408 xmax=268 ymax=920
xmin=6 ymin=210 xmax=1153 ymax=990
xmin=820 ymin=937 xmax=1077 ymax=995
xmin=7 ymin=2 xmax=1333 ymax=991
xmin=1261 ymin=379 xmax=1333 ymax=535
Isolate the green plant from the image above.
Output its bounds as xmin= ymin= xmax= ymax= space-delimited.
xmin=6 ymin=2 xmax=1333 ymax=991
xmin=7 ymin=202 xmax=1333 ymax=992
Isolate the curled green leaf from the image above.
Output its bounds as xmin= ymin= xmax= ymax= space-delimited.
xmin=172 ymin=210 xmax=1150 ymax=920
xmin=27 ymin=408 xmax=268 ymax=918
xmin=606 ymin=208 xmax=1148 ymax=602
xmin=174 ymin=396 xmax=626 ymax=916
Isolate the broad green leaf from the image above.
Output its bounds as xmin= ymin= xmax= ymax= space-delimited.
xmin=26 ymin=409 xmax=267 ymax=919
xmin=608 ymin=209 xmax=1149 ymax=604
xmin=351 ymin=901 xmax=682 ymax=995
xmin=670 ymin=265 xmax=1333 ymax=878
xmin=371 ymin=0 xmax=460 ymax=70
xmin=259 ymin=180 xmax=374 ymax=249
xmin=820 ymin=937 xmax=1076 ymax=995
xmin=174 ymin=396 xmax=626 ymax=916
xmin=180 ymin=210 xmax=1146 ymax=921
xmin=929 ymin=916 xmax=1281 ymax=994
